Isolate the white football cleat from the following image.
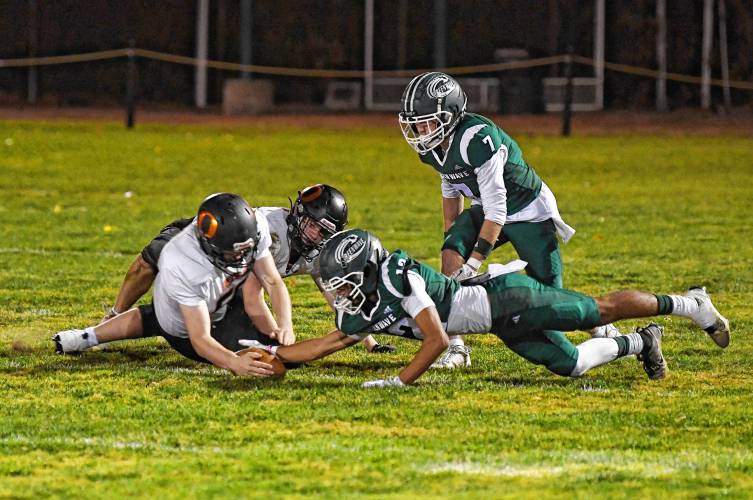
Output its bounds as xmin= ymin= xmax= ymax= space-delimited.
xmin=685 ymin=286 xmax=730 ymax=348
xmin=431 ymin=344 xmax=471 ymax=369
xmin=589 ymin=323 xmax=621 ymax=338
xmin=52 ymin=329 xmax=92 ymax=354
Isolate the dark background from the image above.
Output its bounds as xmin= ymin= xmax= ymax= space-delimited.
xmin=0 ymin=0 xmax=751 ymax=109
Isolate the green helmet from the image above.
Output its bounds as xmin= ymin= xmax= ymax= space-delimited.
xmin=319 ymin=229 xmax=387 ymax=317
xmin=399 ymin=72 xmax=467 ymax=153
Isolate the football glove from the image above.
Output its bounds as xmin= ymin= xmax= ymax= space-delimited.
xmin=370 ymin=343 xmax=397 ymax=354
xmin=450 ymin=257 xmax=482 ymax=281
xmin=238 ymin=339 xmax=279 ymax=357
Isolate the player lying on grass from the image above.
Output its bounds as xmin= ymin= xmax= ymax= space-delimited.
xmin=241 ymin=229 xmax=730 ymax=387
xmin=53 ymin=193 xmax=292 ymax=376
xmin=398 ymin=71 xmax=618 ymax=369
xmin=100 ymin=184 xmax=395 ymax=354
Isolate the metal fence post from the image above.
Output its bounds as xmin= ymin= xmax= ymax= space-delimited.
xmin=126 ymin=39 xmax=137 ymax=128
xmin=562 ymin=50 xmax=573 ymax=137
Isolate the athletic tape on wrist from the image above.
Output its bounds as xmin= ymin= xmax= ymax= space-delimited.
xmin=466 ymin=257 xmax=483 ymax=271
xmin=473 ymin=238 xmax=493 ymax=258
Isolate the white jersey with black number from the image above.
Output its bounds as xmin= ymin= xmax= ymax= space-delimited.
xmin=258 ymin=206 xmax=320 ymax=279
xmin=153 ymin=212 xmax=272 ymax=338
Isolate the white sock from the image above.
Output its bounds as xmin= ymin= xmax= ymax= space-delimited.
xmin=448 ymin=337 xmax=465 ymax=348
xmin=669 ymin=295 xmax=700 ymax=319
xmin=571 ymin=338 xmax=619 ymax=377
xmin=84 ymin=327 xmax=100 ymax=347
xmin=623 ymin=332 xmax=645 ymax=356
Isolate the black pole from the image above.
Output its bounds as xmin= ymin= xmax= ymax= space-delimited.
xmin=27 ymin=0 xmax=38 ymax=104
xmin=561 ymin=47 xmax=573 ymax=137
xmin=433 ymin=0 xmax=447 ymax=69
xmin=126 ymin=39 xmax=136 ymax=129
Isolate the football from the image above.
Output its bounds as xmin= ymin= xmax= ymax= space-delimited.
xmin=236 ymin=347 xmax=287 ymax=379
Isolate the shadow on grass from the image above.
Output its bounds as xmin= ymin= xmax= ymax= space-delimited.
xmin=316 ymin=359 xmax=408 ymax=370
xmin=207 ymin=375 xmax=353 ymax=392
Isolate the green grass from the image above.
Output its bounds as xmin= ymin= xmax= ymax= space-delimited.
xmin=1 ymin=119 xmax=752 ymax=498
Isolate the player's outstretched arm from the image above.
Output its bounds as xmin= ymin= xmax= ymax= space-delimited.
xmin=253 ymin=255 xmax=295 ymax=345
xmin=181 ymin=303 xmax=275 ymax=377
xmin=275 ymin=330 xmax=359 ymax=364
xmin=397 ymin=306 xmax=449 ymax=385
xmin=242 ymin=273 xmax=280 ymax=335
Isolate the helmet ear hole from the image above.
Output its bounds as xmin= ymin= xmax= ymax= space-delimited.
xmin=196 ymin=193 xmax=259 ymax=276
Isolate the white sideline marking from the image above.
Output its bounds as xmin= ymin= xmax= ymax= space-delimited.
xmin=580 ymin=384 xmax=610 ymax=392
xmin=425 ymin=457 xmax=682 ymax=478
xmin=0 ymin=247 xmax=129 ymax=258
xmin=427 ymin=462 xmax=565 ymax=478
xmin=28 ymin=308 xmax=54 ymax=317
xmin=138 ymin=365 xmax=227 ymax=375
xmin=1 ymin=435 xmax=224 ymax=454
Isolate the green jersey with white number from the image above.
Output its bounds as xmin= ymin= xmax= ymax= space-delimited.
xmin=418 ymin=113 xmax=542 ymax=216
xmin=336 ymin=250 xmax=460 ymax=340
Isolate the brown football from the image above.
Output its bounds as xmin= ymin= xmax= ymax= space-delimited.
xmin=236 ymin=347 xmax=287 ymax=379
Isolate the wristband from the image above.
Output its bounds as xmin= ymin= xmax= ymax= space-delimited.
xmin=473 ymin=237 xmax=494 ymax=258
xmin=110 ymin=307 xmax=122 ymax=316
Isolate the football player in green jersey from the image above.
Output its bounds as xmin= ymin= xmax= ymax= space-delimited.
xmin=398 ymin=71 xmax=617 ymax=369
xmin=241 ymin=229 xmax=730 ymax=387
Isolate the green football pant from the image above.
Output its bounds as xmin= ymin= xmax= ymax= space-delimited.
xmin=442 ymin=204 xmax=563 ymax=287
xmin=483 ymin=273 xmax=603 ymax=376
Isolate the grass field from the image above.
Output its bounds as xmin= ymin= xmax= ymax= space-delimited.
xmin=1 ymin=117 xmax=752 ymax=498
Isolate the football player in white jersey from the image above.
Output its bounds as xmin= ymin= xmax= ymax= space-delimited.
xmin=52 ymin=193 xmax=292 ymax=376
xmin=101 ymin=185 xmax=393 ymax=353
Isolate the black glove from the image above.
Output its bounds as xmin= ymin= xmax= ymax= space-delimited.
xmin=370 ymin=343 xmax=397 ymax=354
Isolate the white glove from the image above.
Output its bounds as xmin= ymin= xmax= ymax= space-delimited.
xmin=450 ymin=257 xmax=482 ymax=281
xmin=361 ymin=376 xmax=406 ymax=388
xmin=238 ymin=339 xmax=278 ymax=357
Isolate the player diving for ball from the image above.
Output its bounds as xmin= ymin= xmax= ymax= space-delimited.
xmin=96 ymin=184 xmax=394 ymax=354
xmin=53 ymin=193 xmax=290 ymax=376
xmin=398 ymin=71 xmax=619 ymax=368
xmin=241 ymin=229 xmax=730 ymax=387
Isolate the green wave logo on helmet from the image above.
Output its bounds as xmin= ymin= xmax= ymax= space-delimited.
xmin=334 ymin=234 xmax=366 ymax=265
xmin=320 ymin=229 xmax=386 ymax=319
xmin=427 ymin=75 xmax=456 ymax=99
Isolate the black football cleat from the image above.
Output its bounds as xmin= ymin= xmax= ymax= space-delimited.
xmin=636 ymin=323 xmax=668 ymax=380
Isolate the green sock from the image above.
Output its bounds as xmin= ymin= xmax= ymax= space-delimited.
xmin=655 ymin=294 xmax=674 ymax=315
xmin=614 ymin=336 xmax=629 ymax=356
xmin=613 ymin=333 xmax=644 ymax=357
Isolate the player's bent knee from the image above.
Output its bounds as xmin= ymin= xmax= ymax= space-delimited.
xmin=547 ymin=357 xmax=578 ymax=377
xmin=594 ymin=296 xmax=616 ymax=324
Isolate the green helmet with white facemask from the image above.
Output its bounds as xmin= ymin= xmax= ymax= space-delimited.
xmin=399 ymin=72 xmax=467 ymax=153
xmin=319 ymin=229 xmax=387 ymax=317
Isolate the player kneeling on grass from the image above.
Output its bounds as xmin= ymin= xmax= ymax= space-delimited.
xmin=100 ymin=184 xmax=395 ymax=354
xmin=398 ymin=71 xmax=619 ymax=369
xmin=53 ymin=193 xmax=293 ymax=377
xmin=241 ymin=229 xmax=730 ymax=387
